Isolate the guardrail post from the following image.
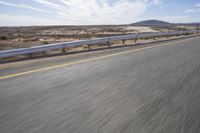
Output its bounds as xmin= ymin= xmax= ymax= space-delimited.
xmin=135 ymin=34 xmax=138 ymax=43
xmin=62 ymin=48 xmax=66 ymax=53
xmin=42 ymin=51 xmax=47 ymax=55
xmin=28 ymin=53 xmax=34 ymax=57
xmin=107 ymin=41 xmax=111 ymax=47
xmin=122 ymin=40 xmax=125 ymax=45
xmin=87 ymin=45 xmax=92 ymax=50
xmin=135 ymin=38 xmax=137 ymax=43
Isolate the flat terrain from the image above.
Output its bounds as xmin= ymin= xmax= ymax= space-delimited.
xmin=0 ymin=36 xmax=200 ymax=133
xmin=0 ymin=21 xmax=199 ymax=50
xmin=0 ymin=25 xmax=158 ymax=50
xmin=1 ymin=24 xmax=196 ymax=50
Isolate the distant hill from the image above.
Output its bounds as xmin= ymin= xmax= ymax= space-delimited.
xmin=131 ymin=20 xmax=172 ymax=27
xmin=130 ymin=20 xmax=200 ymax=27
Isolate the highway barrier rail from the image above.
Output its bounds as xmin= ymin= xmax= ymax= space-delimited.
xmin=0 ymin=30 xmax=200 ymax=59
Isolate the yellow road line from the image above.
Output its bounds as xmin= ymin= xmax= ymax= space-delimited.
xmin=0 ymin=39 xmax=191 ymax=80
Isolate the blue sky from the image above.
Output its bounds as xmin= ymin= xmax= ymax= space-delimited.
xmin=0 ymin=0 xmax=200 ymax=26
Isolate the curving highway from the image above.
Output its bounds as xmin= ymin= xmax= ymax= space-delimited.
xmin=0 ymin=36 xmax=200 ymax=133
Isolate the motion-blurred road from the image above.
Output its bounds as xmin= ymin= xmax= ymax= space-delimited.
xmin=0 ymin=37 xmax=200 ymax=133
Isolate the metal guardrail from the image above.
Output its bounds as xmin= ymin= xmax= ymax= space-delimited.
xmin=0 ymin=30 xmax=200 ymax=58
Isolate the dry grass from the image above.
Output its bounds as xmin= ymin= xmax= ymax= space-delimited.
xmin=0 ymin=25 xmax=198 ymax=51
xmin=0 ymin=25 xmax=161 ymax=50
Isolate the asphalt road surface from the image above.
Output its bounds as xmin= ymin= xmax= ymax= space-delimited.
xmin=0 ymin=36 xmax=200 ymax=133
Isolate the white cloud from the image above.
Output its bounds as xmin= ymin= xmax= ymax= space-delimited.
xmin=0 ymin=1 xmax=49 ymax=13
xmin=0 ymin=0 xmax=162 ymax=25
xmin=185 ymin=8 xmax=200 ymax=13
xmin=34 ymin=0 xmax=161 ymax=24
xmin=185 ymin=3 xmax=200 ymax=13
xmin=32 ymin=0 xmax=64 ymax=11
xmin=185 ymin=9 xmax=196 ymax=13
xmin=161 ymin=15 xmax=191 ymax=23
xmin=195 ymin=3 xmax=200 ymax=7
xmin=53 ymin=0 xmax=148 ymax=24
xmin=153 ymin=0 xmax=161 ymax=5
xmin=0 ymin=14 xmax=62 ymax=26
